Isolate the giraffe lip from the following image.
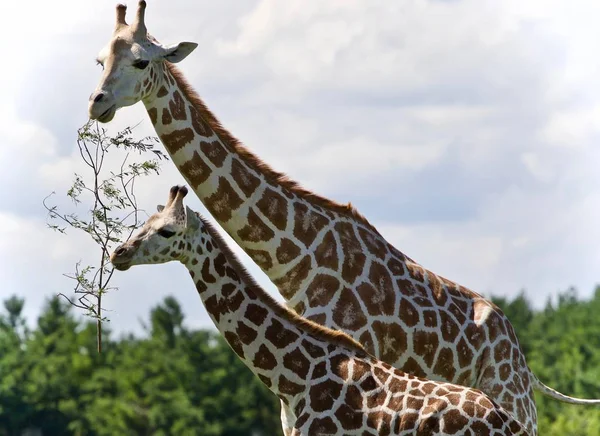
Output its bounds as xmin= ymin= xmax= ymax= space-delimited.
xmin=111 ymin=259 xmax=131 ymax=271
xmin=96 ymin=105 xmax=116 ymax=123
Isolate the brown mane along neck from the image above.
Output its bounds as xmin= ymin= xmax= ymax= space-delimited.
xmin=198 ymin=213 xmax=366 ymax=355
xmin=165 ymin=63 xmax=380 ymax=234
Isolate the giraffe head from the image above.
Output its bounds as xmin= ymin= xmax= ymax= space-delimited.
xmin=110 ymin=185 xmax=201 ymax=270
xmin=89 ymin=1 xmax=197 ymax=123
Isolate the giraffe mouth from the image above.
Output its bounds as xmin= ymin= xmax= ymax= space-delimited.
xmin=111 ymin=261 xmax=131 ymax=271
xmin=97 ymin=105 xmax=116 ymax=123
xmin=110 ymin=251 xmax=132 ymax=271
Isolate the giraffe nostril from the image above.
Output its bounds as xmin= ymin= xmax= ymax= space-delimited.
xmin=93 ymin=92 xmax=105 ymax=103
xmin=114 ymin=246 xmax=126 ymax=256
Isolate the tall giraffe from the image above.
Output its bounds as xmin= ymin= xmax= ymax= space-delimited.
xmin=110 ymin=185 xmax=529 ymax=436
xmin=88 ymin=2 xmax=600 ymax=433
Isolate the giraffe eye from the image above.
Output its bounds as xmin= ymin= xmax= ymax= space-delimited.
xmin=132 ymin=60 xmax=149 ymax=70
xmin=158 ymin=229 xmax=175 ymax=238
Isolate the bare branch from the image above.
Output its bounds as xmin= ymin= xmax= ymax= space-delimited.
xmin=45 ymin=121 xmax=165 ymax=353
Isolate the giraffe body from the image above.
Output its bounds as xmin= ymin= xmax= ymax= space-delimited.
xmin=89 ymin=3 xmax=600 ymax=434
xmin=110 ymin=185 xmax=529 ymax=436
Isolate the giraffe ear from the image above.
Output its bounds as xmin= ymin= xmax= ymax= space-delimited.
xmin=163 ymin=42 xmax=198 ymax=63
xmin=157 ymin=205 xmax=165 ymax=212
xmin=185 ymin=206 xmax=200 ymax=231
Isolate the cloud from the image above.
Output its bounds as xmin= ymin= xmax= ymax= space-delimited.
xmin=1 ymin=0 xmax=600 ymax=334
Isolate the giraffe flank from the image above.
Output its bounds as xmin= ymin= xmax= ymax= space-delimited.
xmin=88 ymin=3 xmax=600 ymax=434
xmin=110 ymin=185 xmax=529 ymax=436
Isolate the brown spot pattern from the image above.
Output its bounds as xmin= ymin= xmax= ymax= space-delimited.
xmin=246 ymin=249 xmax=273 ymax=270
xmin=237 ymin=208 xmax=275 ymax=242
xmin=283 ymin=348 xmax=310 ymax=378
xmin=306 ymin=274 xmax=340 ymax=308
xmin=433 ymin=347 xmax=456 ymax=380
xmin=169 ymin=90 xmax=186 ymax=120
xmin=413 ymin=330 xmax=439 ymax=367
xmin=160 ymin=128 xmax=194 ymax=153
xmin=189 ymin=104 xmax=212 ymax=136
xmin=253 ymin=344 xmax=276 ymax=371
xmin=334 ymin=221 xmax=366 ymax=284
xmin=357 ymin=264 xmax=395 ymax=316
xmin=387 ymin=256 xmax=406 ymax=277
xmin=256 ymin=187 xmax=288 ymax=230
xmin=201 ymin=258 xmax=216 ymax=283
xmin=399 ymin=298 xmax=420 ymax=327
xmin=231 ymin=158 xmax=260 ymax=197
xmin=148 ymin=107 xmax=157 ymax=125
xmin=273 ymin=255 xmax=311 ymax=300
xmin=443 ymin=409 xmax=469 ymax=433
xmin=372 ymin=321 xmax=407 ymax=364
xmin=236 ymin=320 xmax=257 ymax=345
xmin=278 ymin=375 xmax=304 ymax=396
xmin=308 ymin=417 xmax=337 ymax=434
xmin=200 ymin=140 xmax=228 ymax=168
xmin=330 ymin=354 xmax=351 ymax=380
xmin=456 ymin=338 xmax=474 ymax=368
xmin=440 ymin=310 xmax=460 ymax=342
xmin=276 ymin=238 xmax=301 ymax=265
xmin=265 ymin=319 xmax=299 ymax=348
xmin=314 ymin=230 xmax=339 ymax=270
xmin=402 ymin=357 xmax=427 ymax=378
xmin=309 ymin=379 xmax=342 ymax=412
xmin=312 ymin=361 xmax=327 ymax=379
xmin=358 ymin=227 xmax=387 ymax=260
xmin=157 ymin=86 xmax=169 ymax=98
xmin=302 ymin=339 xmax=326 ymax=358
xmin=204 ymin=177 xmax=244 ymax=223
xmin=335 ymin=404 xmax=363 ymax=431
xmin=292 ymin=202 xmax=329 ymax=247
xmin=161 ymin=108 xmax=172 ymax=125
xmin=224 ymin=331 xmax=244 ymax=359
xmin=245 ymin=303 xmax=268 ymax=326
xmin=180 ymin=151 xmax=211 ymax=188
xmin=332 ymin=288 xmax=368 ymax=331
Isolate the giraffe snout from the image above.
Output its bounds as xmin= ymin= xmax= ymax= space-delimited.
xmin=93 ymin=92 xmax=105 ymax=103
xmin=114 ymin=246 xmax=127 ymax=256
xmin=88 ymin=90 xmax=117 ymax=123
xmin=110 ymin=244 xmax=133 ymax=271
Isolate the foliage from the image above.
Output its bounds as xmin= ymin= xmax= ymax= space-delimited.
xmin=0 ymin=289 xmax=599 ymax=434
xmin=492 ymin=286 xmax=600 ymax=435
xmin=0 ymin=296 xmax=281 ymax=436
xmin=43 ymin=121 xmax=166 ymax=352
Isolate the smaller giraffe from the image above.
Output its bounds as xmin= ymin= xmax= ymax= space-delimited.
xmin=110 ymin=186 xmax=528 ymax=436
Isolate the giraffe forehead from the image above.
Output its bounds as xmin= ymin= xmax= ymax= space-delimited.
xmin=100 ymin=33 xmax=158 ymax=62
xmin=142 ymin=215 xmax=167 ymax=231
xmin=148 ymin=211 xmax=186 ymax=230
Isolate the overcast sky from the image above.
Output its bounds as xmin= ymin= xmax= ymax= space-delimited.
xmin=1 ymin=0 xmax=600 ymax=336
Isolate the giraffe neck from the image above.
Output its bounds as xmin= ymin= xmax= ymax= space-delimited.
xmin=180 ymin=218 xmax=365 ymax=409
xmin=143 ymin=63 xmax=394 ymax=302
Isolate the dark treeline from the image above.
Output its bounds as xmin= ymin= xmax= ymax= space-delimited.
xmin=1 ymin=287 xmax=600 ymax=435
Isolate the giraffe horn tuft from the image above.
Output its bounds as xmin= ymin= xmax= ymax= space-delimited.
xmin=172 ymin=186 xmax=188 ymax=208
xmin=164 ymin=185 xmax=180 ymax=208
xmin=115 ymin=4 xmax=128 ymax=31
xmin=131 ymin=0 xmax=148 ymax=38
xmin=178 ymin=186 xmax=189 ymax=198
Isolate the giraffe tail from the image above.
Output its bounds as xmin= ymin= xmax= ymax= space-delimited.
xmin=532 ymin=375 xmax=600 ymax=405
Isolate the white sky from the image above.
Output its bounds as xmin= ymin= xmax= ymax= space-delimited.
xmin=1 ymin=0 xmax=600 ymax=336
